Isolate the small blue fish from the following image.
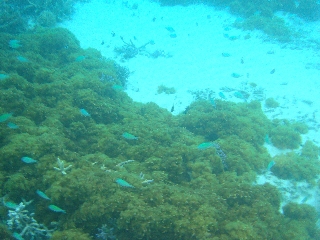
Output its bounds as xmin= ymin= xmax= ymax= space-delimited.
xmin=209 ymin=98 xmax=216 ymax=108
xmin=80 ymin=108 xmax=91 ymax=117
xmin=197 ymin=142 xmax=214 ymax=150
xmin=36 ymin=190 xmax=51 ymax=200
xmin=219 ymin=92 xmax=226 ymax=99
xmin=234 ymin=91 xmax=245 ymax=100
xmin=122 ymin=132 xmax=138 ymax=140
xmin=221 ymin=53 xmax=231 ymax=57
xmin=17 ymin=56 xmax=29 ymax=62
xmin=12 ymin=232 xmax=24 ymax=240
xmin=0 ymin=113 xmax=12 ymax=122
xmin=112 ymin=84 xmax=124 ymax=91
xmin=0 ymin=73 xmax=9 ymax=80
xmin=165 ymin=26 xmax=175 ymax=33
xmin=116 ymin=178 xmax=135 ymax=188
xmin=301 ymin=195 xmax=310 ymax=203
xmin=264 ymin=134 xmax=271 ymax=144
xmin=48 ymin=204 xmax=66 ymax=213
xmin=231 ymin=73 xmax=242 ymax=78
xmin=169 ymin=33 xmax=177 ymax=38
xmin=228 ymin=36 xmax=239 ymax=41
xmin=7 ymin=122 xmax=18 ymax=129
xmin=21 ymin=156 xmax=37 ymax=164
xmin=267 ymin=161 xmax=275 ymax=171
xmin=75 ymin=55 xmax=86 ymax=62
xmin=4 ymin=201 xmax=18 ymax=209
xmin=9 ymin=39 xmax=22 ymax=49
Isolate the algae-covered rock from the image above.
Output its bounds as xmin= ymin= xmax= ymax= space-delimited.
xmin=270 ymin=119 xmax=303 ymax=149
xmin=272 ymin=152 xmax=320 ymax=182
xmin=301 ymin=140 xmax=320 ymax=159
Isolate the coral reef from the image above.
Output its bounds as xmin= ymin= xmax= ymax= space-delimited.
xmin=0 ymin=27 xmax=319 ymax=240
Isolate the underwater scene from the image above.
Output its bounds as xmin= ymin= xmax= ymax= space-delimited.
xmin=1 ymin=0 xmax=320 ymax=239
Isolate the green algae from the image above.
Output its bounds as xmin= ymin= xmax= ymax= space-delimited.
xmin=269 ymin=119 xmax=306 ymax=149
xmin=272 ymin=151 xmax=320 ymax=183
xmin=265 ymin=97 xmax=279 ymax=108
xmin=0 ymin=28 xmax=319 ymax=240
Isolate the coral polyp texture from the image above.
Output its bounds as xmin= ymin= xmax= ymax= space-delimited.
xmin=0 ymin=28 xmax=319 ymax=239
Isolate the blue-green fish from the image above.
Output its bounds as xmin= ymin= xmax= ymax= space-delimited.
xmin=231 ymin=73 xmax=242 ymax=78
xmin=48 ymin=204 xmax=66 ymax=213
xmin=267 ymin=161 xmax=275 ymax=171
xmin=17 ymin=56 xmax=29 ymax=62
xmin=9 ymin=39 xmax=22 ymax=49
xmin=0 ymin=113 xmax=12 ymax=122
xmin=7 ymin=122 xmax=18 ymax=129
xmin=219 ymin=92 xmax=226 ymax=99
xmin=234 ymin=91 xmax=245 ymax=99
xmin=116 ymin=178 xmax=135 ymax=188
xmin=21 ymin=156 xmax=37 ymax=164
xmin=209 ymin=98 xmax=216 ymax=108
xmin=4 ymin=201 xmax=18 ymax=209
xmin=80 ymin=108 xmax=90 ymax=117
xmin=36 ymin=190 xmax=51 ymax=200
xmin=75 ymin=55 xmax=86 ymax=62
xmin=0 ymin=73 xmax=9 ymax=80
xmin=12 ymin=232 xmax=24 ymax=240
xmin=165 ymin=26 xmax=175 ymax=33
xmin=221 ymin=53 xmax=231 ymax=57
xmin=112 ymin=84 xmax=124 ymax=91
xmin=122 ymin=132 xmax=138 ymax=140
xmin=264 ymin=134 xmax=271 ymax=144
xmin=197 ymin=142 xmax=214 ymax=150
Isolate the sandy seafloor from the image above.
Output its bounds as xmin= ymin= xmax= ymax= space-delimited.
xmin=61 ymin=0 xmax=320 ymax=219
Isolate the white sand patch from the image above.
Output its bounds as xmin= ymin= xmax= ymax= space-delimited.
xmin=61 ymin=0 xmax=320 ymax=141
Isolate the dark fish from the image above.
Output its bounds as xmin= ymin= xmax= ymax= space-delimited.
xmin=171 ymin=105 xmax=174 ymax=112
xmin=270 ymin=69 xmax=275 ymax=74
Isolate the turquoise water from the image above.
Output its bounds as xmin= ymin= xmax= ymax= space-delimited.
xmin=0 ymin=0 xmax=320 ymax=239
